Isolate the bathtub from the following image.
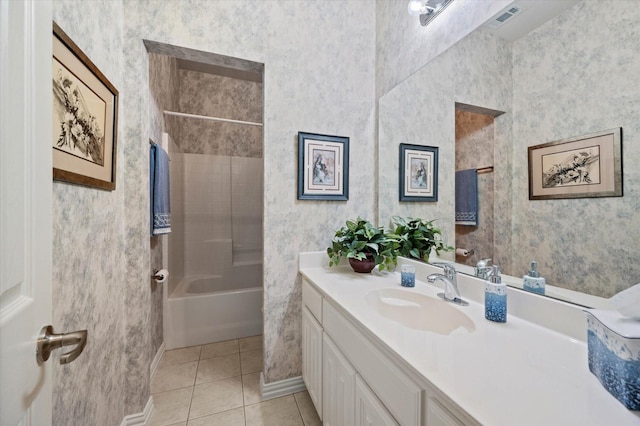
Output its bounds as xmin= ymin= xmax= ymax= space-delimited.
xmin=163 ymin=268 xmax=263 ymax=350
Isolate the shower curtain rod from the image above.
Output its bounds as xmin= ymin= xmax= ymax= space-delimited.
xmin=164 ymin=110 xmax=263 ymax=127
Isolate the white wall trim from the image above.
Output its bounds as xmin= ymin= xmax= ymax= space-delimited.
xmin=259 ymin=373 xmax=306 ymax=400
xmin=150 ymin=341 xmax=165 ymax=384
xmin=120 ymin=396 xmax=153 ymax=426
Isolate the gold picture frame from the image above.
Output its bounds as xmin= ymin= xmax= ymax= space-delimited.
xmin=52 ymin=22 xmax=118 ymax=190
xmin=528 ymin=128 xmax=622 ymax=200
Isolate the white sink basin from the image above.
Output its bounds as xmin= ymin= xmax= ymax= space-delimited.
xmin=367 ymin=288 xmax=475 ymax=335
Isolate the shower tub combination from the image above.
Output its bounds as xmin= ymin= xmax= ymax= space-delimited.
xmin=163 ymin=262 xmax=263 ymax=350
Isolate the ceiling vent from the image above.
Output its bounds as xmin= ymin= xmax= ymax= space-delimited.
xmin=484 ymin=3 xmax=526 ymax=29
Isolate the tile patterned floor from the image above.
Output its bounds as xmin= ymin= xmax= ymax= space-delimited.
xmin=150 ymin=335 xmax=322 ymax=426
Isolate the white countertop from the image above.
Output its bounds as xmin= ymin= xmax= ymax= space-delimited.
xmin=299 ymin=253 xmax=640 ymax=426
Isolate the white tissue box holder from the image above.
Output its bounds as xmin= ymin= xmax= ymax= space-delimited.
xmin=585 ymin=309 xmax=640 ymax=410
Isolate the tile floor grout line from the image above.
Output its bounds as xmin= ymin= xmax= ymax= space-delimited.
xmin=184 ymin=384 xmax=195 ymax=426
xmin=183 ymin=358 xmax=198 ymax=425
xmin=240 ymin=371 xmax=248 ymax=426
xmin=292 ymin=392 xmax=308 ymax=426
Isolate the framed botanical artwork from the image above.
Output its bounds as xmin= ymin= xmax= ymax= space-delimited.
xmin=399 ymin=144 xmax=438 ymax=202
xmin=297 ymin=132 xmax=349 ymax=200
xmin=528 ymin=128 xmax=622 ymax=200
xmin=52 ymin=22 xmax=119 ymax=190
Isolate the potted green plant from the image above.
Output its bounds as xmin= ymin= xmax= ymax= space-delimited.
xmin=391 ymin=216 xmax=453 ymax=262
xmin=327 ymin=218 xmax=399 ymax=273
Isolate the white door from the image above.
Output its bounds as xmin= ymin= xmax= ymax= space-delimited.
xmin=0 ymin=0 xmax=54 ymax=424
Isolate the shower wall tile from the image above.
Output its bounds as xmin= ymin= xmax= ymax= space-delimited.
xmin=168 ymin=138 xmax=185 ymax=297
xmin=231 ymin=157 xmax=263 ymax=262
xmin=183 ymin=154 xmax=232 ymax=276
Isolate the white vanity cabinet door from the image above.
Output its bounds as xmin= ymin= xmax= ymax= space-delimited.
xmin=302 ymin=306 xmax=323 ymax=419
xmin=355 ymin=375 xmax=399 ymax=426
xmin=323 ymin=333 xmax=356 ymax=426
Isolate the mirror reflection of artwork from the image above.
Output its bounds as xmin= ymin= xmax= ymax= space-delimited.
xmin=411 ymin=159 xmax=428 ymax=189
xmin=399 ymin=143 xmax=438 ymax=202
xmin=52 ymin=61 xmax=106 ymax=166
xmin=542 ymin=147 xmax=600 ymax=188
xmin=312 ymin=149 xmax=335 ymax=185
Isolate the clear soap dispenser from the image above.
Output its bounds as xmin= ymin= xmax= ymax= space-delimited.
xmin=485 ymin=265 xmax=507 ymax=323
xmin=523 ymin=260 xmax=545 ymax=295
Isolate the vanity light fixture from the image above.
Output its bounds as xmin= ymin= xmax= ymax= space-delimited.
xmin=407 ymin=0 xmax=453 ymax=26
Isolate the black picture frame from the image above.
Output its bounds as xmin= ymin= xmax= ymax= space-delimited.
xmin=297 ymin=132 xmax=349 ymax=200
xmin=399 ymin=143 xmax=438 ymax=202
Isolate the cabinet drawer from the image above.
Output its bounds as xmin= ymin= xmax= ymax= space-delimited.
xmin=302 ymin=279 xmax=323 ymax=322
xmin=323 ymin=302 xmax=422 ymax=426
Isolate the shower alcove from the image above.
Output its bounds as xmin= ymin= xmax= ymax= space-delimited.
xmin=147 ymin=41 xmax=264 ymax=350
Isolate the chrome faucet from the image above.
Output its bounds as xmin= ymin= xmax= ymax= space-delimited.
xmin=474 ymin=258 xmax=493 ymax=280
xmin=427 ymin=263 xmax=469 ymax=306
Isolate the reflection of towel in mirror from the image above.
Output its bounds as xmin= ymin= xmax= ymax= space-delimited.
xmin=455 ymin=169 xmax=478 ymax=226
xmin=150 ymin=143 xmax=171 ymax=235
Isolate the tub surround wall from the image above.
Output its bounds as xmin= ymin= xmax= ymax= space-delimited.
xmin=182 ymin=154 xmax=232 ymax=277
xmin=180 ymin=154 xmax=263 ymax=276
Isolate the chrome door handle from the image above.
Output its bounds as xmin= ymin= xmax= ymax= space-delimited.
xmin=36 ymin=325 xmax=88 ymax=365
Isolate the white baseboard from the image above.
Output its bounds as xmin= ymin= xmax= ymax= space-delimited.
xmin=120 ymin=396 xmax=154 ymax=426
xmin=259 ymin=373 xmax=307 ymax=400
xmin=150 ymin=341 xmax=165 ymax=383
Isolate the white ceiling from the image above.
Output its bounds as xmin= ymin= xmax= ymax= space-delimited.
xmin=483 ymin=0 xmax=581 ymax=41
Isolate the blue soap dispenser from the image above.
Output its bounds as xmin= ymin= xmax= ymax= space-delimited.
xmin=485 ymin=265 xmax=507 ymax=323
xmin=523 ymin=260 xmax=545 ymax=295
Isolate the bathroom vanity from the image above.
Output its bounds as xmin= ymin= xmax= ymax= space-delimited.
xmin=299 ymin=252 xmax=639 ymax=425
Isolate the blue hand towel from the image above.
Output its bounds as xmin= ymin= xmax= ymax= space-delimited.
xmin=150 ymin=143 xmax=171 ymax=235
xmin=455 ymin=169 xmax=478 ymax=226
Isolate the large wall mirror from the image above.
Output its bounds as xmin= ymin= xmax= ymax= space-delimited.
xmin=378 ymin=0 xmax=640 ymax=307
